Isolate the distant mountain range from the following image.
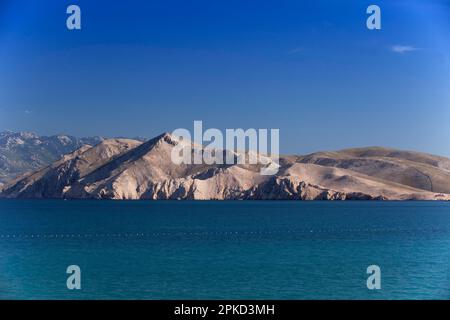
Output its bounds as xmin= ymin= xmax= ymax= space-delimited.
xmin=1 ymin=131 xmax=450 ymax=200
xmin=0 ymin=130 xmax=146 ymax=186
xmin=0 ymin=131 xmax=104 ymax=186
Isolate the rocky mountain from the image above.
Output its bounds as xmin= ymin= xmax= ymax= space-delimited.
xmin=1 ymin=132 xmax=450 ymax=200
xmin=0 ymin=130 xmax=105 ymax=186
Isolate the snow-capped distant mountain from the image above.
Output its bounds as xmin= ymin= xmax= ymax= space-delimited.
xmin=0 ymin=130 xmax=105 ymax=184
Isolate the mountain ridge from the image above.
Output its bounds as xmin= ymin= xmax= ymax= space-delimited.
xmin=1 ymin=132 xmax=449 ymax=201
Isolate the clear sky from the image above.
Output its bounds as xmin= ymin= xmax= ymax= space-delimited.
xmin=0 ymin=0 xmax=449 ymax=156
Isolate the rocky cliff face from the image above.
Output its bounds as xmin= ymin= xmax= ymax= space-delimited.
xmin=1 ymin=133 xmax=450 ymax=200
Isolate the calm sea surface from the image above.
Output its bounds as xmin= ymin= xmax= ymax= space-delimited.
xmin=0 ymin=200 xmax=449 ymax=299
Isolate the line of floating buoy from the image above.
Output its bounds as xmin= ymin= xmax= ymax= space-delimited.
xmin=0 ymin=228 xmax=445 ymax=240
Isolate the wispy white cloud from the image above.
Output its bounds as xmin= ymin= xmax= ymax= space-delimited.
xmin=24 ymin=109 xmax=31 ymax=114
xmin=288 ymin=47 xmax=304 ymax=54
xmin=391 ymin=45 xmax=419 ymax=54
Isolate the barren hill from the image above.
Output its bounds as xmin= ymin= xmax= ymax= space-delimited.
xmin=1 ymin=134 xmax=449 ymax=200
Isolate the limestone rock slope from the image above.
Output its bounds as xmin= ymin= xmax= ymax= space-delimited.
xmin=297 ymin=147 xmax=450 ymax=194
xmin=1 ymin=134 xmax=449 ymax=200
xmin=0 ymin=139 xmax=142 ymax=198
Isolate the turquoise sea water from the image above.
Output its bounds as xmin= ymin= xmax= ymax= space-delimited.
xmin=0 ymin=200 xmax=449 ymax=299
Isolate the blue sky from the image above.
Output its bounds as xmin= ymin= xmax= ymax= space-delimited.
xmin=0 ymin=0 xmax=449 ymax=155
